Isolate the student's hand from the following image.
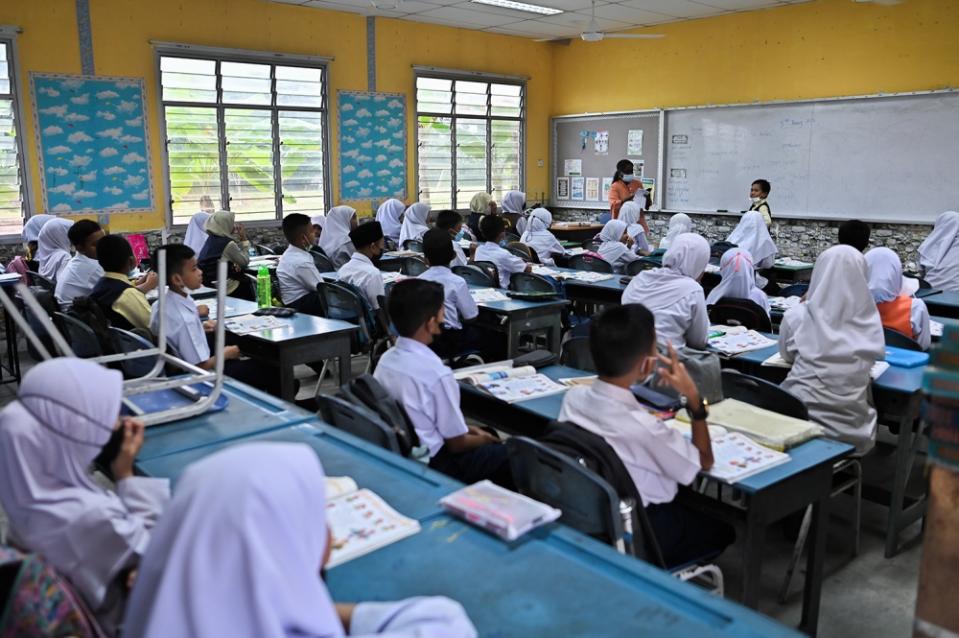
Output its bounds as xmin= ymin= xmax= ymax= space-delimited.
xmin=111 ymin=417 xmax=145 ymax=481
xmin=656 ymin=343 xmax=701 ymax=407
xmin=468 ymin=425 xmax=498 ymax=442
xmin=135 ymin=271 xmax=158 ymax=292
xmin=336 ymin=604 xmax=355 ymax=632
xmin=524 ymin=263 xmax=533 ymax=273
xmin=197 ymin=304 xmax=210 ymax=318
xmin=223 ymin=345 xmax=241 ymax=360
xmin=126 ymin=569 xmax=138 ymax=591
xmin=202 ymin=320 xmax=217 ymax=333
xmin=625 ymin=236 xmax=635 ymax=248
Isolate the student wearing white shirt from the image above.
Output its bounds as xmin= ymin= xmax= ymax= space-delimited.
xmin=519 ymin=208 xmax=565 ymax=266
xmin=374 ymin=279 xmax=512 ymax=487
xmin=55 ymin=219 xmax=106 ymax=307
xmin=596 ymin=219 xmax=642 ymax=274
xmin=418 ymin=228 xmax=479 ymax=360
xmin=918 ymin=211 xmax=959 ymax=292
xmin=149 ymin=244 xmax=281 ymax=396
xmin=748 ymin=179 xmax=772 ymax=225
xmin=435 ymin=210 xmax=474 ymax=267
xmin=338 ymin=222 xmax=386 ymax=310
xmin=622 ymin=233 xmax=710 ymax=350
xmin=559 ymin=304 xmax=734 ymax=568
xmin=705 ymin=247 xmax=771 ymax=317
xmin=277 ymin=214 xmax=325 ymax=315
xmin=474 ymin=215 xmax=530 ymax=288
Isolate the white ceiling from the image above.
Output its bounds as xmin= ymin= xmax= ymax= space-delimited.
xmin=271 ymin=0 xmax=811 ymax=40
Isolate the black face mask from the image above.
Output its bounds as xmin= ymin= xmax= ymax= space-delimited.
xmin=94 ymin=427 xmax=124 ymax=470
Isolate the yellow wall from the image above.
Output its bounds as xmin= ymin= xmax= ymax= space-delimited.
xmin=550 ymin=0 xmax=959 ymax=114
xmin=1 ymin=0 xmax=553 ymax=231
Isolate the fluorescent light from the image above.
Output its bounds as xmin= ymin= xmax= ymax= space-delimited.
xmin=470 ymin=0 xmax=563 ymax=16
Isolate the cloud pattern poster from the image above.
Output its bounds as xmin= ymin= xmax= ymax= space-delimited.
xmin=31 ymin=73 xmax=153 ymax=214
xmin=338 ymin=91 xmax=406 ymax=201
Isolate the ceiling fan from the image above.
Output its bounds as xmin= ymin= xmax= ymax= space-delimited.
xmin=536 ymin=0 xmax=665 ymax=43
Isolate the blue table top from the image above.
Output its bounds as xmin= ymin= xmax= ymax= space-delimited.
xmin=138 ymin=419 xmax=799 ymax=638
xmin=139 ymin=378 xmax=314 ymax=461
xmin=545 ymin=266 xmax=628 ymax=291
xmin=234 ymin=312 xmax=357 ymax=344
xmin=203 ymin=296 xmax=260 ymax=320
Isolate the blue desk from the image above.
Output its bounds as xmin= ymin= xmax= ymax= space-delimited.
xmin=460 ymin=364 xmax=848 ymax=635
xmin=921 ymin=291 xmax=959 ymax=319
xmin=202 ymin=296 xmax=260 ymax=320
xmin=469 ymin=293 xmax=567 ymax=359
xmin=540 ymin=266 xmax=627 ymax=306
xmin=136 ymin=419 xmax=799 ymax=638
xmin=140 ymin=377 xmax=314 ymax=461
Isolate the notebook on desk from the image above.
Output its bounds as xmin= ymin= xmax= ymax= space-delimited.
xmin=675 ymin=398 xmax=823 ymax=451
xmin=456 ymin=365 xmax=567 ymax=403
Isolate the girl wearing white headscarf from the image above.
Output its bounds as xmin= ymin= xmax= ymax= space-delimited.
xmin=467 ymin=192 xmax=496 ymax=237
xmin=659 ymin=213 xmax=692 ymax=250
xmin=22 ymin=213 xmax=55 ymax=258
xmin=727 ymin=211 xmax=777 ymax=269
xmin=0 ymin=358 xmax=170 ymax=632
xmin=375 ymin=199 xmax=405 ymax=245
xmin=183 ymin=212 xmax=211 ymax=254
xmin=311 ymin=215 xmax=326 ymax=247
xmin=865 ymin=247 xmax=930 ymax=350
xmin=123 ymin=442 xmax=476 ymax=638
xmin=622 ymin=233 xmax=710 ymax=350
xmin=319 ymin=206 xmax=358 ymax=269
xmin=596 ymin=219 xmax=641 ymax=274
xmin=705 ymin=247 xmax=771 ymax=316
xmin=918 ymin=211 xmax=959 ymax=292
xmin=501 ymin=191 xmax=525 ymax=216
xmin=36 ymin=217 xmax=74 ymax=281
xmin=398 ymin=202 xmax=431 ymax=248
xmin=619 ymin=202 xmax=650 ymax=255
xmin=520 ymin=208 xmax=565 ymax=266
xmin=779 ymin=245 xmax=886 ymax=453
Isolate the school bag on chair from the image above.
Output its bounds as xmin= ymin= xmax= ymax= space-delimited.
xmin=339 ymin=374 xmax=421 ymax=457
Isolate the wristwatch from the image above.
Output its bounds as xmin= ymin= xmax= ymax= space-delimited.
xmin=687 ymin=397 xmax=709 ymax=421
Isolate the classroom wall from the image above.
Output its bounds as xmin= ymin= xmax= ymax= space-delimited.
xmin=0 ymin=0 xmax=553 ymax=233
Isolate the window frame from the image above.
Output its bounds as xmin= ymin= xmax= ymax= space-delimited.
xmin=0 ymin=28 xmax=33 ymax=239
xmin=413 ymin=68 xmax=526 ymax=212
xmin=153 ymin=43 xmax=332 ymax=228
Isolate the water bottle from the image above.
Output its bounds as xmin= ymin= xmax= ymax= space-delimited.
xmin=248 ymin=245 xmax=256 ymax=258
xmin=256 ymin=265 xmax=271 ymax=308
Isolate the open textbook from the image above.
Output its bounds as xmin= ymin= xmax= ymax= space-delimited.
xmin=470 ymin=287 xmax=510 ymax=303
xmin=707 ymin=327 xmax=777 ymax=356
xmin=674 ymin=398 xmax=823 ymax=451
xmin=324 ymin=476 xmax=421 ymax=569
xmin=662 ymin=424 xmax=790 ymax=483
xmin=531 ymin=266 xmax=614 ymax=283
xmin=440 ymin=480 xmax=561 ymax=542
xmin=455 ymin=364 xmax=567 ymax=403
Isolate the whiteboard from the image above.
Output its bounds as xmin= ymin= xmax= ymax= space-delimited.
xmin=663 ymin=92 xmax=959 ymax=223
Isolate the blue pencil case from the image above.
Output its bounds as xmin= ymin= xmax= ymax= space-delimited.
xmin=884 ymin=347 xmax=930 ymax=368
xmin=121 ymin=382 xmax=230 ymax=416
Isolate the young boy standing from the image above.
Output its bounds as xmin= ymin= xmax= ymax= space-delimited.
xmin=55 ymin=219 xmax=106 ymax=307
xmin=474 ymin=215 xmax=530 ymax=288
xmin=374 ymin=279 xmax=511 ymax=487
xmin=748 ymin=179 xmax=772 ymax=225
xmin=559 ymin=303 xmax=734 ymax=567
xmin=90 ymin=234 xmax=158 ymax=332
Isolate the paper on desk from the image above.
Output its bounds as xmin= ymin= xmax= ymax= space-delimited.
xmin=774 ymin=257 xmax=814 ymax=268
xmin=704 ymin=264 xmax=720 ymax=274
xmin=224 ymin=314 xmax=290 ymax=335
xmin=708 ymin=330 xmax=777 ymax=356
xmin=470 ymin=288 xmax=510 ymax=303
xmin=381 ymin=271 xmax=406 ymax=285
xmin=531 ymin=265 xmax=612 ymax=283
xmin=762 ymin=352 xmax=890 ymax=380
xmin=932 ymin=320 xmax=944 ymax=338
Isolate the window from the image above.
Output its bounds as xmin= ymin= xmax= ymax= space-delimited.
xmin=415 ymin=73 xmax=524 ymax=210
xmin=158 ymin=50 xmax=329 ymax=226
xmin=0 ymin=36 xmax=27 ymax=236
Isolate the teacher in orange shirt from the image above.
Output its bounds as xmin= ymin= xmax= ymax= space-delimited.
xmin=608 ymin=159 xmax=650 ymax=234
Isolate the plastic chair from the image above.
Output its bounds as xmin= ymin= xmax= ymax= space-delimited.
xmin=402 ymin=239 xmax=423 ymax=252
xmin=707 ymin=297 xmax=773 ymax=332
xmin=505 ymin=231 xmax=521 ymax=243
xmin=452 ymin=264 xmax=494 ymax=288
xmin=338 ymin=374 xmax=421 ymax=458
xmin=581 ymin=240 xmax=601 ymax=252
xmin=559 ymin=336 xmax=595 ymax=373
xmin=509 ymin=272 xmax=559 ymax=295
xmin=507 ymin=242 xmax=533 ymax=262
xmin=253 ymin=243 xmax=275 ymax=256
xmin=109 ymin=327 xmax=158 ymax=379
xmin=316 ymin=394 xmax=402 ymax=454
xmin=625 ymin=257 xmax=659 ymax=276
xmin=568 ymin=254 xmax=613 ymax=274
xmin=779 ymin=283 xmax=809 ymax=298
xmin=471 ymin=260 xmax=500 ymax=287
xmin=24 ymin=270 xmax=54 ymax=293
xmin=883 ymin=327 xmax=922 ymax=351
xmin=720 ymin=370 xmax=808 ymax=420
xmin=401 ymin=256 xmax=429 ymax=277
xmin=311 ymin=250 xmax=334 ymax=273
xmin=53 ymin=312 xmax=104 ymax=358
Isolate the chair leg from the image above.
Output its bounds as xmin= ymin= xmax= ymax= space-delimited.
xmin=312 ymin=360 xmax=330 ymax=399
xmin=851 ymin=461 xmax=863 ymax=557
xmin=778 ymin=505 xmax=812 ymax=604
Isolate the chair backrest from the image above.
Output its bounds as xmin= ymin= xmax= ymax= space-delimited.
xmin=559 ymin=336 xmax=595 ymax=372
xmin=317 ymin=281 xmax=374 ymax=349
xmin=778 ymin=283 xmax=809 ymax=298
xmin=506 ymin=242 xmax=532 ymax=262
xmin=624 ymin=257 xmax=659 ymax=276
xmin=452 ymin=264 xmax=494 ymax=288
xmin=310 ymin=249 xmax=334 ymax=273
xmin=580 ymin=239 xmax=601 ymax=252
xmin=509 ymin=272 xmax=558 ymax=295
xmin=720 ymin=370 xmax=809 ymax=420
xmin=471 ymin=260 xmax=500 ymax=287
xmin=340 ymin=374 xmax=420 ymax=456
xmin=401 ymin=256 xmax=428 ymax=277
xmin=504 ymin=231 xmax=521 ymax=243
xmin=709 ymin=240 xmax=737 ymax=265
xmin=707 ymin=297 xmax=773 ymax=332
xmin=253 ymin=243 xmax=275 ymax=256
xmin=109 ymin=327 xmax=158 ymax=379
xmin=316 ymin=394 xmax=401 ymax=454
xmin=568 ymin=254 xmax=613 ymax=274
xmin=25 ymin=270 xmax=54 ymax=292
xmin=883 ymin=327 xmax=922 ymax=351
xmin=402 ymin=239 xmax=423 ymax=252
xmin=53 ymin=312 xmax=104 ymax=358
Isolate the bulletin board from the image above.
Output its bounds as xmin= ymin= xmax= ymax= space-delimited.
xmin=550 ymin=110 xmax=662 ymax=210
xmin=30 ymin=73 xmax=154 ymax=214
xmin=337 ymin=90 xmax=407 ymax=202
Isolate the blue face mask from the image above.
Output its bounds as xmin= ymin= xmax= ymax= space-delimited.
xmin=622 ymin=174 xmax=635 ymax=183
xmin=454 ymin=229 xmax=466 ymax=241
xmin=499 ymin=239 xmax=509 ymax=248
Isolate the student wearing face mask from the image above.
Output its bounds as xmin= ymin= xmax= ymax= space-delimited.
xmin=435 ymin=210 xmax=475 ymax=267
xmin=277 ymin=214 xmax=325 ymax=315
xmin=609 ymin=159 xmax=650 ymax=233
xmin=747 ymin=179 xmax=772 ymax=225
xmin=338 ymin=221 xmax=386 ymax=311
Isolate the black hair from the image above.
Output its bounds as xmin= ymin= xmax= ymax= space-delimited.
xmin=752 ymin=179 xmax=771 ymax=196
xmin=838 ymin=219 xmax=871 ymax=252
xmin=282 ymin=213 xmax=312 ymax=243
xmin=435 ymin=210 xmax=463 ymax=232
xmin=613 ymin=159 xmax=634 ymax=183
xmin=388 ymin=279 xmax=445 ymax=338
xmin=67 ymin=219 xmax=102 ymax=248
xmin=422 ymin=228 xmax=455 ymax=267
xmin=590 ymin=304 xmax=656 ymax=377
xmin=152 ymin=243 xmax=195 ymax=282
xmin=96 ymin=234 xmax=134 ymax=273
xmin=479 ymin=214 xmax=506 ymax=243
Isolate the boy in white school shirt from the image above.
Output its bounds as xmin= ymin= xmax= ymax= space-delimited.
xmin=374 ymin=279 xmax=512 ymax=487
xmin=559 ymin=304 xmax=734 ymax=568
xmin=474 ymin=214 xmax=530 ymax=288
xmin=338 ymin=221 xmax=386 ymax=310
xmin=277 ymin=213 xmax=325 ymax=315
xmin=55 ymin=219 xmax=106 ymax=308
xmin=418 ymin=228 xmax=479 ymax=360
xmin=435 ymin=209 xmax=475 ymax=267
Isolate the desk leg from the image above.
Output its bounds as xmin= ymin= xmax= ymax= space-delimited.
xmin=337 ymin=337 xmax=352 ymax=387
xmin=800 ymin=495 xmax=828 ymax=637
xmin=505 ymin=319 xmax=517 ymax=359
xmin=278 ymin=353 xmax=297 ymax=402
xmin=548 ymin=317 xmax=562 ymax=355
xmin=885 ymin=393 xmax=924 ymax=558
xmin=741 ymin=502 xmax=765 ymax=609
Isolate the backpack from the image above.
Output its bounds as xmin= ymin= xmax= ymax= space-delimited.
xmin=339 ymin=374 xmax=420 ymax=457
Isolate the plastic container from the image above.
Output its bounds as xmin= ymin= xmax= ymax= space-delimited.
xmin=256 ymin=265 xmax=271 ymax=308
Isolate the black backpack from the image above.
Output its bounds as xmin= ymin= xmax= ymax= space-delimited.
xmin=339 ymin=374 xmax=420 ymax=457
